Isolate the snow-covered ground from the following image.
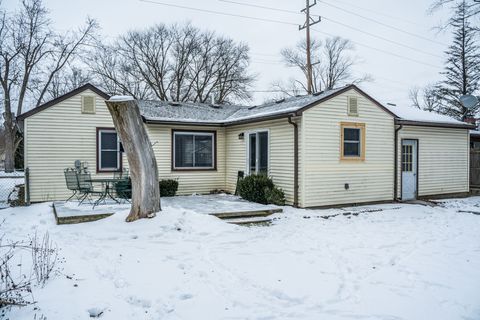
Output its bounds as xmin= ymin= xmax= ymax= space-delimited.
xmin=2 ymin=196 xmax=480 ymax=320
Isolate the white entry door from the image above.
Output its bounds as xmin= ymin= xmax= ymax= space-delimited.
xmin=401 ymin=139 xmax=418 ymax=200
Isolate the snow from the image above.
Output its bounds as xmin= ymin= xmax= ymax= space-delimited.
xmin=138 ymin=87 xmax=345 ymax=124
xmin=2 ymin=196 xmax=480 ymax=320
xmin=0 ymin=176 xmax=24 ymax=208
xmin=109 ymin=95 xmax=135 ymax=102
xmin=385 ymin=105 xmax=467 ymax=125
xmin=0 ymin=170 xmax=25 ymax=178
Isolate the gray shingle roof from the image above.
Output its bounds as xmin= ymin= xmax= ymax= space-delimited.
xmin=138 ymin=87 xmax=346 ymax=125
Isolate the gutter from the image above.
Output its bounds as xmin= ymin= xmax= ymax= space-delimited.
xmin=393 ymin=123 xmax=403 ymax=201
xmin=288 ymin=114 xmax=299 ymax=208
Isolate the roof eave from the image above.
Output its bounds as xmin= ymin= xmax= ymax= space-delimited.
xmin=396 ymin=118 xmax=475 ymax=129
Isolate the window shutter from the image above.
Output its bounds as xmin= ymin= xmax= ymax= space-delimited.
xmin=348 ymin=97 xmax=358 ymax=116
xmin=82 ymin=96 xmax=96 ymax=114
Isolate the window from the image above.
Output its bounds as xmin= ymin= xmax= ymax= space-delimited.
xmin=173 ymin=131 xmax=215 ymax=170
xmin=347 ymin=96 xmax=358 ymax=116
xmin=82 ymin=96 xmax=96 ymax=114
xmin=97 ymin=128 xmax=121 ymax=172
xmin=340 ymin=122 xmax=365 ymax=160
xmin=247 ymin=130 xmax=269 ymax=174
xmin=402 ymin=145 xmax=413 ymax=172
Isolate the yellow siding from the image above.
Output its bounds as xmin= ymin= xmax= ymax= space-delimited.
xmin=225 ymin=118 xmax=299 ymax=205
xmin=396 ymin=126 xmax=469 ymax=198
xmin=146 ymin=125 xmax=226 ymax=195
xmin=25 ymin=89 xmax=127 ymax=202
xmin=301 ymin=89 xmax=395 ymax=207
xmin=25 ymin=90 xmax=226 ymax=202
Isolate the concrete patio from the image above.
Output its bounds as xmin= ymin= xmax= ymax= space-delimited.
xmin=53 ymin=194 xmax=283 ymax=225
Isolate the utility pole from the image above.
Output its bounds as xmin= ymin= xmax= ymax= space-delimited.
xmin=299 ymin=0 xmax=321 ymax=94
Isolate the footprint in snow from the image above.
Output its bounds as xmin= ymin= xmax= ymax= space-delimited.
xmin=179 ymin=293 xmax=193 ymax=300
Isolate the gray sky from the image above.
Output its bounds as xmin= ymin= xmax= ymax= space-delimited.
xmin=8 ymin=0 xmax=454 ymax=106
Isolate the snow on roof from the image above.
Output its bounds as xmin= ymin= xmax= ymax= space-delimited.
xmin=384 ymin=105 xmax=466 ymax=125
xmin=138 ymin=87 xmax=345 ymax=124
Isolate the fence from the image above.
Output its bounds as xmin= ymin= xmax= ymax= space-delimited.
xmin=470 ymin=150 xmax=480 ymax=188
xmin=0 ymin=169 xmax=27 ymax=209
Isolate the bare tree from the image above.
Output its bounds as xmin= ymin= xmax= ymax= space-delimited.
xmin=431 ymin=0 xmax=480 ymax=28
xmin=409 ymin=84 xmax=441 ymax=111
xmin=277 ymin=36 xmax=370 ymax=95
xmin=88 ymin=23 xmax=254 ymax=104
xmin=0 ymin=0 xmax=97 ymax=172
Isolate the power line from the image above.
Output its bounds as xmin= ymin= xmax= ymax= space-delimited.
xmin=321 ymin=16 xmax=443 ymax=59
xmin=139 ymin=0 xmax=441 ymax=69
xmin=321 ymin=0 xmax=427 ymax=28
xmin=311 ymin=27 xmax=441 ymax=69
xmin=220 ymin=0 xmax=443 ymax=59
xmin=138 ymin=0 xmax=297 ymax=26
xmin=318 ymin=0 xmax=446 ymax=46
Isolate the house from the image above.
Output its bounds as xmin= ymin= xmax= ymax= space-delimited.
xmin=17 ymin=83 xmax=473 ymax=207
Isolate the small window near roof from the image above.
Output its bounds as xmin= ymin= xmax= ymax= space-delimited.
xmin=82 ymin=96 xmax=96 ymax=114
xmin=347 ymin=96 xmax=358 ymax=116
xmin=340 ymin=122 xmax=365 ymax=160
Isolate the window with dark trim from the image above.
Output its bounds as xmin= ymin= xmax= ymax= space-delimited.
xmin=97 ymin=128 xmax=121 ymax=172
xmin=173 ymin=131 xmax=215 ymax=170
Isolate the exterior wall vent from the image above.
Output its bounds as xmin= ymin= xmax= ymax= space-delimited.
xmin=81 ymin=96 xmax=96 ymax=114
xmin=348 ymin=96 xmax=358 ymax=116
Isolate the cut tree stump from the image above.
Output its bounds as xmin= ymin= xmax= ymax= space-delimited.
xmin=105 ymin=97 xmax=161 ymax=222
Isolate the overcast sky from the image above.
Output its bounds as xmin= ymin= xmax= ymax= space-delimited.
xmin=7 ymin=0 xmax=454 ymax=107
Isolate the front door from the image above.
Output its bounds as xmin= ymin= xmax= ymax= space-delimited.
xmin=401 ymin=139 xmax=418 ymax=200
xmin=247 ymin=131 xmax=269 ymax=175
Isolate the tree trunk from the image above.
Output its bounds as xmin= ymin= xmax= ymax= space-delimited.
xmin=3 ymin=114 xmax=16 ymax=173
xmin=105 ymin=97 xmax=160 ymax=222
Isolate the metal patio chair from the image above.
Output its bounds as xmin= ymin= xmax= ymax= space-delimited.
xmin=114 ymin=177 xmax=132 ymax=204
xmin=77 ymin=171 xmax=104 ymax=206
xmin=64 ymin=168 xmax=81 ymax=201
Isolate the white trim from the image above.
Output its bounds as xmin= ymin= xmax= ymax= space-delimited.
xmin=245 ymin=129 xmax=270 ymax=175
xmin=98 ymin=129 xmax=121 ymax=171
xmin=173 ymin=131 xmax=215 ymax=170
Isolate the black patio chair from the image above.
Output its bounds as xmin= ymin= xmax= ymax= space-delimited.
xmin=64 ymin=168 xmax=81 ymax=201
xmin=114 ymin=168 xmax=129 ymax=180
xmin=114 ymin=177 xmax=132 ymax=203
xmin=77 ymin=171 xmax=104 ymax=205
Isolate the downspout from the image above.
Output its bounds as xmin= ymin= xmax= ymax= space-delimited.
xmin=394 ymin=123 xmax=403 ymax=201
xmin=288 ymin=114 xmax=299 ymax=208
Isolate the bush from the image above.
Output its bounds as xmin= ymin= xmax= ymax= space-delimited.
xmin=264 ymin=186 xmax=286 ymax=206
xmin=237 ymin=174 xmax=285 ymax=205
xmin=159 ymin=179 xmax=179 ymax=197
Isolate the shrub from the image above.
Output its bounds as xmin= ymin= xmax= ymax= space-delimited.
xmin=159 ymin=179 xmax=179 ymax=197
xmin=264 ymin=186 xmax=286 ymax=206
xmin=237 ymin=174 xmax=286 ymax=205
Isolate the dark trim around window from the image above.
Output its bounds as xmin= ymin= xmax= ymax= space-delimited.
xmin=171 ymin=129 xmax=217 ymax=171
xmin=96 ymin=127 xmax=123 ymax=173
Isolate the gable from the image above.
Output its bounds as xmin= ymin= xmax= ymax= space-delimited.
xmin=301 ymin=87 xmax=396 ymax=120
xmin=17 ymin=84 xmax=110 ymax=121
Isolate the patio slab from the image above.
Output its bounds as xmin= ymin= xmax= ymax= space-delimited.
xmin=52 ymin=201 xmax=129 ymax=225
xmin=161 ymin=194 xmax=282 ymax=215
xmin=53 ymin=195 xmax=283 ymax=225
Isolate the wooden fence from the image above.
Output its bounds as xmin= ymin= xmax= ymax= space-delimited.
xmin=470 ymin=150 xmax=480 ymax=187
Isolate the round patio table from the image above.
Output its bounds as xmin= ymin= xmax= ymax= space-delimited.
xmin=87 ymin=178 xmax=122 ymax=207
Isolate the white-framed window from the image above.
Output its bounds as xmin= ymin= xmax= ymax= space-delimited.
xmin=97 ymin=128 xmax=121 ymax=172
xmin=246 ymin=130 xmax=269 ymax=174
xmin=173 ymin=131 xmax=215 ymax=170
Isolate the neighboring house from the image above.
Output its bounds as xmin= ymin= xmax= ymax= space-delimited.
xmin=17 ymin=83 xmax=473 ymax=207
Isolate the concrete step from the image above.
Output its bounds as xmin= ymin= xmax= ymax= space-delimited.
xmin=210 ymin=208 xmax=282 ymax=219
xmin=225 ymin=216 xmax=274 ymax=225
